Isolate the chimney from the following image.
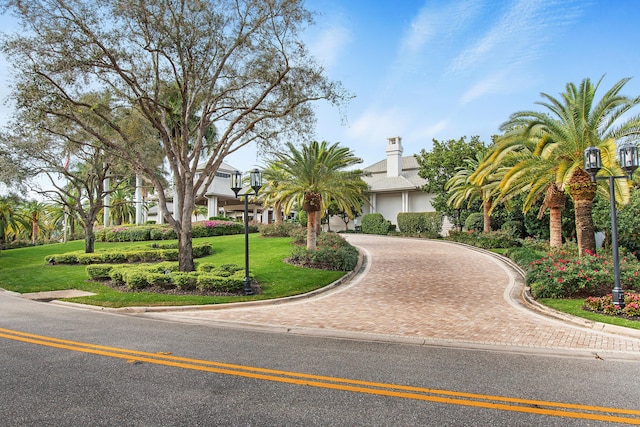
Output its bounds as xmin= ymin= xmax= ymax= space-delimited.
xmin=386 ymin=136 xmax=403 ymax=177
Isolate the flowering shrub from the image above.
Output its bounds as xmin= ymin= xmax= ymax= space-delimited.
xmin=527 ymin=249 xmax=640 ymax=298
xmin=257 ymin=222 xmax=302 ymax=237
xmin=96 ymin=221 xmax=246 ymax=242
xmin=583 ymin=293 xmax=640 ymax=318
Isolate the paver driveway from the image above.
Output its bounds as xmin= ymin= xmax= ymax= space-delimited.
xmin=143 ymin=235 xmax=640 ymax=358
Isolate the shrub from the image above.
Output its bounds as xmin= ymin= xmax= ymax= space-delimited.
xmin=397 ymin=212 xmax=442 ymax=237
xmin=526 ymin=249 xmax=640 ymax=299
xmin=258 ymin=222 xmax=301 ymax=237
xmin=171 ymin=272 xmax=199 ymax=290
xmin=196 ymin=272 xmax=244 ymax=292
xmin=192 ymin=220 xmax=243 ymax=238
xmin=504 ymin=246 xmax=546 ymax=269
xmin=288 ymin=227 xmax=307 ymax=245
xmin=464 ymin=213 xmax=484 ymax=232
xmin=146 ymin=272 xmax=174 ymax=288
xmin=501 ymin=220 xmax=524 ymax=238
xmin=149 ymin=227 xmax=177 ymax=240
xmin=288 ymin=243 xmax=358 ymax=271
xmin=192 ymin=243 xmax=213 ymax=258
xmin=583 ymin=293 xmax=640 ymax=318
xmin=123 ymin=270 xmax=149 ymax=290
xmin=446 ymin=230 xmax=520 ymax=249
xmin=361 ymin=213 xmax=391 ymax=235
xmin=86 ymin=264 xmax=113 ymax=280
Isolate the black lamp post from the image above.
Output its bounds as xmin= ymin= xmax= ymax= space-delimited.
xmin=583 ymin=143 xmax=639 ymax=308
xmin=230 ymin=168 xmax=262 ymax=295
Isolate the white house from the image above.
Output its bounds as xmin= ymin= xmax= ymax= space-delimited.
xmin=146 ymin=161 xmax=269 ymax=224
xmin=325 ymin=136 xmax=450 ymax=234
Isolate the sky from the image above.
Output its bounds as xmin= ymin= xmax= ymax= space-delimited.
xmin=2 ymin=0 xmax=640 ymax=177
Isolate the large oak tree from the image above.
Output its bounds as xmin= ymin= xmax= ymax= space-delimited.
xmin=0 ymin=0 xmax=348 ymax=271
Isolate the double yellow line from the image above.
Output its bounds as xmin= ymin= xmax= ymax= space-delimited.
xmin=1 ymin=326 xmax=639 ymax=424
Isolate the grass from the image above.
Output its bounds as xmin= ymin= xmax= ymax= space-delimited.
xmin=539 ymin=298 xmax=640 ymax=331
xmin=0 ymin=234 xmax=345 ymax=308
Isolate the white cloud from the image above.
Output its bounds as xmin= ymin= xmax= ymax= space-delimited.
xmin=308 ymin=25 xmax=351 ymax=70
xmin=346 ymin=108 xmax=410 ymax=142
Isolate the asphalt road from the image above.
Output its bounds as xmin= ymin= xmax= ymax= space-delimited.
xmin=2 ymin=292 xmax=640 ymax=426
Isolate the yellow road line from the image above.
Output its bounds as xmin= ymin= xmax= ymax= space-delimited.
xmin=1 ymin=327 xmax=639 ymax=424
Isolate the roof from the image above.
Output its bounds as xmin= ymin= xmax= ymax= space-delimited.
xmin=362 ymin=156 xmax=427 ymax=192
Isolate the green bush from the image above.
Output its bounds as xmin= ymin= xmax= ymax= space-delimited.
xmin=258 ymin=222 xmax=301 ymax=237
xmin=504 ymin=246 xmax=545 ymax=269
xmin=296 ymin=211 xmax=308 ymax=227
xmin=288 ymin=243 xmax=358 ymax=271
xmin=149 ymin=227 xmax=177 ymax=240
xmin=361 ymin=213 xmax=391 ymax=235
xmin=86 ymin=264 xmax=113 ymax=280
xmin=501 ymin=220 xmax=524 ymax=238
xmin=396 ymin=212 xmax=442 ymax=237
xmin=526 ymin=249 xmax=640 ymax=299
xmin=464 ymin=213 xmax=484 ymax=232
xmin=288 ymin=227 xmax=307 ymax=245
xmin=447 ymin=230 xmax=520 ymax=249
xmin=196 ymin=271 xmax=245 ymax=292
xmin=123 ymin=270 xmax=149 ymax=290
xmin=171 ymin=272 xmax=199 ymax=290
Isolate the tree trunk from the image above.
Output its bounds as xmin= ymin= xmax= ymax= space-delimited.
xmin=540 ymin=184 xmax=566 ymax=248
xmin=177 ymin=186 xmax=196 ymax=272
xmin=84 ymin=219 xmax=95 ymax=253
xmin=178 ymin=225 xmax=195 ymax=272
xmin=274 ymin=201 xmax=283 ymax=224
xmin=483 ymin=199 xmax=491 ymax=232
xmin=306 ymin=210 xmax=317 ymax=250
xmin=549 ymin=206 xmax=563 ymax=247
xmin=574 ymin=199 xmax=596 ymax=256
xmin=31 ymin=216 xmax=38 ymax=244
xmin=568 ymin=169 xmax=597 ymax=257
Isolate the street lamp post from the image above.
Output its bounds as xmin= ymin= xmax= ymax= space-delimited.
xmin=230 ymin=168 xmax=262 ymax=296
xmin=583 ymin=143 xmax=639 ymax=308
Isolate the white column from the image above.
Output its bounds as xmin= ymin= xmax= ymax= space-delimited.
xmin=103 ymin=177 xmax=110 ymax=227
xmin=135 ymin=175 xmax=143 ymax=225
xmin=402 ymin=191 xmax=409 ymax=212
xmin=207 ymin=196 xmax=218 ymax=220
xmin=371 ymin=194 xmax=377 ymax=213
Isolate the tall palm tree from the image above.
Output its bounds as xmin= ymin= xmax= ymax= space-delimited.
xmin=109 ymin=188 xmax=136 ymax=225
xmin=267 ymin=141 xmax=367 ymax=250
xmin=498 ymin=77 xmax=640 ymax=255
xmin=260 ymin=163 xmax=291 ymax=225
xmin=475 ymin=131 xmax=568 ymax=247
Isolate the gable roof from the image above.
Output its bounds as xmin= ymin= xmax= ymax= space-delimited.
xmin=362 ymin=156 xmax=427 ymax=192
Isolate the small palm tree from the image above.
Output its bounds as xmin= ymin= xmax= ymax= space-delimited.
xmin=446 ymin=151 xmax=494 ymax=232
xmin=21 ymin=200 xmax=50 ymax=244
xmin=267 ymin=141 xmax=367 ymax=250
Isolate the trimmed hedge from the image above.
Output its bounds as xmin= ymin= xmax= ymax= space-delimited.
xmin=46 ymin=243 xmax=212 ymax=265
xmin=95 ymin=220 xmax=248 ymax=243
xmin=87 ymin=262 xmax=246 ymax=293
xmin=396 ymin=212 xmax=442 ymax=237
xmin=361 ymin=213 xmax=392 ymax=235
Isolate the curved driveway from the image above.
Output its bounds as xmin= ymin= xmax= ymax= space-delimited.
xmin=143 ymin=235 xmax=640 ymax=358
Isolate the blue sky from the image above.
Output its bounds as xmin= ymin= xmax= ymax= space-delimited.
xmin=230 ymin=0 xmax=640 ymax=171
xmin=2 ymin=0 xmax=640 ymax=174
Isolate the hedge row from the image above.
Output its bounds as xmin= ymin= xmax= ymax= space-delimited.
xmin=396 ymin=212 xmax=442 ymax=237
xmin=45 ymin=243 xmax=212 ymax=265
xmin=95 ymin=220 xmax=251 ymax=243
xmin=86 ymin=262 xmax=247 ymax=293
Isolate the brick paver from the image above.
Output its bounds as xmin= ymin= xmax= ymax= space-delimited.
xmin=150 ymin=235 xmax=640 ymax=357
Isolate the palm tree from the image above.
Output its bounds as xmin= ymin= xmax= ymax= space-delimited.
xmin=498 ymin=77 xmax=640 ymax=255
xmin=0 ymin=196 xmax=21 ymax=246
xmin=20 ymin=200 xmax=50 ymax=244
xmin=260 ymin=163 xmax=291 ymax=225
xmin=109 ymin=188 xmax=136 ymax=225
xmin=446 ymin=151 xmax=495 ymax=232
xmin=267 ymin=141 xmax=367 ymax=250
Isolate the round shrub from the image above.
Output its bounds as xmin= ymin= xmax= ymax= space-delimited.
xmin=361 ymin=213 xmax=391 ymax=235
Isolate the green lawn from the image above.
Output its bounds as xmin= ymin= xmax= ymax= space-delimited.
xmin=539 ymin=298 xmax=640 ymax=330
xmin=0 ymin=235 xmax=345 ymax=308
